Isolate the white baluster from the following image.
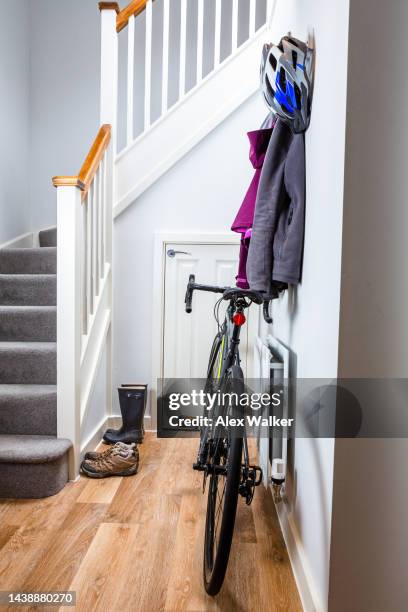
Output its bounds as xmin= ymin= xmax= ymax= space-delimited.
xmin=82 ymin=198 xmax=88 ymax=337
xmin=214 ymin=0 xmax=222 ymax=68
xmin=144 ymin=0 xmax=153 ymax=129
xmin=162 ymin=0 xmax=170 ymax=114
xmin=101 ymin=156 xmax=106 ymax=273
xmin=179 ymin=0 xmax=187 ymax=98
xmin=104 ymin=141 xmax=113 ymax=267
xmin=97 ymin=166 xmax=103 ymax=284
xmin=127 ymin=15 xmax=135 ymax=145
xmin=232 ymin=0 xmax=239 ymax=52
xmin=92 ymin=180 xmax=99 ymax=299
xmin=197 ymin=0 xmax=204 ymax=82
xmin=249 ymin=0 xmax=256 ymax=36
xmin=87 ymin=185 xmax=93 ymax=318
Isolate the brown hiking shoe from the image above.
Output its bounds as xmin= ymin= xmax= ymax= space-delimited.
xmin=84 ymin=442 xmax=133 ymax=461
xmin=81 ymin=444 xmax=139 ymax=478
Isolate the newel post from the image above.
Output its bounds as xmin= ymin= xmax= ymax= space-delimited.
xmin=55 ymin=184 xmax=82 ymax=479
xmin=99 ymin=2 xmax=118 ymax=418
xmin=99 ymin=2 xmax=117 ymax=269
xmin=99 ymin=3 xmax=118 ymax=152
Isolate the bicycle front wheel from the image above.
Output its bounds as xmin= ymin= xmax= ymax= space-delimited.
xmin=203 ymin=366 xmax=244 ymax=596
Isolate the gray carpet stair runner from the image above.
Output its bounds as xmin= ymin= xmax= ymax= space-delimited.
xmin=0 ymin=227 xmax=72 ymax=498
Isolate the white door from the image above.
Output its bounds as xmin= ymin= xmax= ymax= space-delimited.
xmin=163 ymin=241 xmax=251 ymax=380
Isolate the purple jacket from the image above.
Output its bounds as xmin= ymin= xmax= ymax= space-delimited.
xmin=231 ymin=119 xmax=275 ymax=288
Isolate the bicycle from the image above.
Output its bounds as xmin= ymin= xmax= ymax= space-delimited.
xmin=184 ymin=274 xmax=273 ymax=595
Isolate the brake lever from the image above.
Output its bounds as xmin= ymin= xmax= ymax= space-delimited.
xmin=185 ymin=274 xmax=195 ymax=313
xmin=263 ymin=300 xmax=273 ymax=324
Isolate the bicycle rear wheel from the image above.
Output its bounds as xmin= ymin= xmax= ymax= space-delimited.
xmin=203 ymin=366 xmax=244 ymax=596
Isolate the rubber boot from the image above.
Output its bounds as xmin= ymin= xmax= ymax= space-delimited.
xmin=105 ymin=385 xmax=147 ymax=436
xmin=105 ymin=384 xmax=147 ymax=435
xmin=103 ymin=388 xmax=146 ymax=445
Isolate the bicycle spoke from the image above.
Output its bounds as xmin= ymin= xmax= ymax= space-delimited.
xmin=214 ymin=478 xmax=227 ymax=554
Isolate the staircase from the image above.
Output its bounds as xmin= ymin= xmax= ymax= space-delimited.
xmin=109 ymin=0 xmax=273 ymax=216
xmin=0 ymin=229 xmax=72 ymax=499
xmin=0 ymin=1 xmax=271 ymax=497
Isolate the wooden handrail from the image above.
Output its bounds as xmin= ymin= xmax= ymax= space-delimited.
xmin=116 ymin=0 xmax=150 ymax=33
xmin=52 ymin=124 xmax=111 ymax=199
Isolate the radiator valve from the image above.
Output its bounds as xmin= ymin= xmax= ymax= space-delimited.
xmin=271 ymin=458 xmax=286 ymax=503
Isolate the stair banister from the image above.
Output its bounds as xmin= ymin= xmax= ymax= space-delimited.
xmin=115 ymin=0 xmax=153 ymax=33
xmin=53 ymin=125 xmax=113 ymax=478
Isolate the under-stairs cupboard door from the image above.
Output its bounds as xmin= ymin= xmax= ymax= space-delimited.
xmin=163 ymin=242 xmax=251 ymax=380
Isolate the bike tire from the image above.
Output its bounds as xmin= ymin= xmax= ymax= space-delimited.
xmin=206 ymin=331 xmax=223 ymax=380
xmin=203 ymin=366 xmax=244 ymax=596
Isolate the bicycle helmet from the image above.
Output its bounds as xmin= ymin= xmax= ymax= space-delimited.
xmin=260 ymin=36 xmax=314 ymax=134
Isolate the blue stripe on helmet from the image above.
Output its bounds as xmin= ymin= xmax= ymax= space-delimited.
xmin=275 ymin=71 xmax=295 ymax=114
xmin=286 ymin=81 xmax=297 ymax=110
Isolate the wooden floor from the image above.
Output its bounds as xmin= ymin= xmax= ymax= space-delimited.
xmin=0 ymin=435 xmax=302 ymax=612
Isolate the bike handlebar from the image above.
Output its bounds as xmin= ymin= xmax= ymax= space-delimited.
xmin=185 ymin=275 xmax=273 ymax=324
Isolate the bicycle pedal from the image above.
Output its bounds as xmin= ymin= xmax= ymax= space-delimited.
xmin=193 ymin=462 xmax=206 ymax=472
xmin=249 ymin=464 xmax=263 ymax=486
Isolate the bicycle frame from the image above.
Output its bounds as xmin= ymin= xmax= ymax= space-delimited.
xmin=199 ymin=300 xmax=246 ymax=465
xmin=186 ymin=276 xmax=264 ymax=479
xmin=185 ymin=275 xmax=265 ymax=594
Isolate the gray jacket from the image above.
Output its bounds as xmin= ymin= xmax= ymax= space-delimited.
xmin=246 ymin=118 xmax=305 ymax=293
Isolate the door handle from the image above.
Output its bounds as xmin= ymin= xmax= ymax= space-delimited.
xmin=167 ymin=249 xmax=192 ymax=258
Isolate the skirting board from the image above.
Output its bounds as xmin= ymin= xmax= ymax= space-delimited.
xmin=0 ymin=227 xmax=56 ymax=250
xmin=0 ymin=231 xmax=34 ymax=250
xmin=273 ymin=491 xmax=324 ymax=612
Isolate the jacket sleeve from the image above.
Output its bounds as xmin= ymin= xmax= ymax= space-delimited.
xmin=246 ymin=121 xmax=289 ymax=294
xmin=272 ymin=132 xmax=305 ymax=285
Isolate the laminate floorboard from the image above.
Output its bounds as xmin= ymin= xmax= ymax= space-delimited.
xmin=0 ymin=435 xmax=302 ymax=612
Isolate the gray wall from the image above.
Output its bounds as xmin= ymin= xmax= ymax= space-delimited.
xmin=0 ymin=0 xmax=30 ymax=245
xmin=28 ymin=0 xmax=101 ymax=232
xmin=329 ymin=1 xmax=408 ymax=610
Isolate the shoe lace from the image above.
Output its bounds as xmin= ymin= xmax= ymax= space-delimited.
xmin=92 ymin=447 xmax=134 ymax=469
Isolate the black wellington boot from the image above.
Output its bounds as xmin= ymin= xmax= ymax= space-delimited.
xmin=103 ymin=387 xmax=147 ymax=445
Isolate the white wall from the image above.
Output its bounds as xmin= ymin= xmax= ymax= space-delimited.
xmin=329 ymin=1 xmax=408 ymax=610
xmin=81 ymin=344 xmax=110 ymax=448
xmin=113 ymin=92 xmax=266 ymax=404
xmin=28 ymin=0 xmax=100 ymax=232
xmin=113 ymin=3 xmax=350 ymax=610
xmin=0 ymin=0 xmax=30 ymax=245
xmin=261 ymin=1 xmax=350 ymax=609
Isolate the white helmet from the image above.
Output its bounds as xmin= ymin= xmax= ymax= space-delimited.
xmin=260 ymin=36 xmax=314 ymax=133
